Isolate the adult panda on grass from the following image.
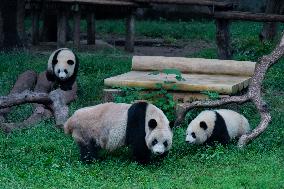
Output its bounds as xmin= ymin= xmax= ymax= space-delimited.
xmin=186 ymin=109 xmax=250 ymax=145
xmin=64 ymin=101 xmax=173 ymax=164
xmin=46 ymin=48 xmax=79 ymax=91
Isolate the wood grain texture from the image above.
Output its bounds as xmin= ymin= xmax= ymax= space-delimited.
xmin=104 ymin=71 xmax=251 ymax=94
xmin=132 ymin=56 xmax=256 ymax=76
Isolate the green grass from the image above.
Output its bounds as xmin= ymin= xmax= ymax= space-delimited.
xmin=0 ymin=20 xmax=284 ymax=188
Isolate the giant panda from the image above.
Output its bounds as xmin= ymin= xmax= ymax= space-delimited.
xmin=46 ymin=48 xmax=79 ymax=91
xmin=64 ymin=101 xmax=173 ymax=164
xmin=185 ymin=109 xmax=250 ymax=145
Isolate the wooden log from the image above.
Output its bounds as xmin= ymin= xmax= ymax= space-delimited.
xmin=216 ymin=19 xmax=232 ymax=60
xmin=213 ymin=11 xmax=284 ymax=22
xmin=132 ymin=56 xmax=256 ymax=76
xmin=0 ymin=70 xmax=37 ymax=119
xmin=125 ymin=9 xmax=135 ymax=52
xmin=87 ymin=12 xmax=96 ymax=45
xmin=73 ymin=8 xmax=81 ymax=48
xmin=57 ymin=9 xmax=67 ymax=48
xmin=31 ymin=10 xmax=40 ymax=45
xmin=103 ymin=89 xmax=126 ymax=102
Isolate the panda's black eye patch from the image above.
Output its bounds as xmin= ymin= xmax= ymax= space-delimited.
xmin=152 ymin=139 xmax=158 ymax=146
xmin=57 ymin=70 xmax=60 ymax=74
xmin=52 ymin=60 xmax=58 ymax=65
xmin=67 ymin=60 xmax=74 ymax=65
xmin=191 ymin=132 xmax=196 ymax=138
xmin=163 ymin=141 xmax=168 ymax=147
xmin=64 ymin=69 xmax=68 ymax=74
xmin=148 ymin=119 xmax=157 ymax=129
xmin=200 ymin=121 xmax=208 ymax=130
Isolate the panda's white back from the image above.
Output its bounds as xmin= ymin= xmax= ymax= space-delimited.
xmin=64 ymin=102 xmax=131 ymax=151
xmin=215 ymin=109 xmax=250 ymax=139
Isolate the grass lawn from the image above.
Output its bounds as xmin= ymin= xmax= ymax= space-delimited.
xmin=0 ymin=20 xmax=284 ymax=189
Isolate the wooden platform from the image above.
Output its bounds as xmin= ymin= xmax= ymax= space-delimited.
xmin=104 ymin=71 xmax=251 ymax=94
xmin=104 ymin=56 xmax=256 ymax=95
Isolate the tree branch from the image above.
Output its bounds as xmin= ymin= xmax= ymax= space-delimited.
xmin=0 ymin=71 xmax=77 ymax=133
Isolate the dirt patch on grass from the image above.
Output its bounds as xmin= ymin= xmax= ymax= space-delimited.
xmin=28 ymin=34 xmax=213 ymax=57
xmin=107 ymin=35 xmax=214 ymax=57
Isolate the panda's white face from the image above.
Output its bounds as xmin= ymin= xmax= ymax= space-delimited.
xmin=186 ymin=122 xmax=208 ymax=144
xmin=147 ymin=124 xmax=172 ymax=155
xmin=185 ymin=110 xmax=216 ymax=145
xmin=145 ymin=104 xmax=173 ymax=155
xmin=53 ymin=50 xmax=76 ymax=81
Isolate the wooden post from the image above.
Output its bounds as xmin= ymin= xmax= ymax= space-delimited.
xmin=0 ymin=10 xmax=3 ymax=45
xmin=31 ymin=10 xmax=40 ymax=45
xmin=216 ymin=19 xmax=232 ymax=60
xmin=87 ymin=12 xmax=96 ymax=45
xmin=73 ymin=7 xmax=81 ymax=48
xmin=17 ymin=0 xmax=25 ymax=41
xmin=125 ymin=9 xmax=135 ymax=52
xmin=57 ymin=9 xmax=67 ymax=48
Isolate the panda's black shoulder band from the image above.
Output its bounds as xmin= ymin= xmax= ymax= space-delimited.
xmin=205 ymin=111 xmax=230 ymax=145
xmin=126 ymin=102 xmax=151 ymax=163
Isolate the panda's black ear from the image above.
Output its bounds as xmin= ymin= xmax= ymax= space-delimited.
xmin=200 ymin=121 xmax=208 ymax=130
xmin=67 ymin=60 xmax=74 ymax=65
xmin=148 ymin=119 xmax=157 ymax=130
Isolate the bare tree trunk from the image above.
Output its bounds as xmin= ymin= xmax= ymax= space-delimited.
xmin=259 ymin=0 xmax=281 ymax=41
xmin=17 ymin=0 xmax=25 ymax=42
xmin=0 ymin=0 xmax=22 ymax=50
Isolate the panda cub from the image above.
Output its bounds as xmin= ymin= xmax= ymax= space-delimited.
xmin=186 ymin=109 xmax=250 ymax=145
xmin=46 ymin=48 xmax=79 ymax=91
xmin=64 ymin=102 xmax=173 ymax=164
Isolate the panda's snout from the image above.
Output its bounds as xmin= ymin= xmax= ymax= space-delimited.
xmin=58 ymin=72 xmax=67 ymax=80
xmin=186 ymin=135 xmax=194 ymax=144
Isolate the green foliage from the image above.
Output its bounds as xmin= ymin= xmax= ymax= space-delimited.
xmin=150 ymin=68 xmax=186 ymax=82
xmin=114 ymin=86 xmax=176 ymax=122
xmin=201 ymin=91 xmax=220 ymax=100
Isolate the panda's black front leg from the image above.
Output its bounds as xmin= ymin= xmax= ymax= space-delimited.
xmin=78 ymin=140 xmax=100 ymax=164
xmin=46 ymin=71 xmax=56 ymax=82
xmin=132 ymin=148 xmax=151 ymax=164
xmin=60 ymin=84 xmax=73 ymax=91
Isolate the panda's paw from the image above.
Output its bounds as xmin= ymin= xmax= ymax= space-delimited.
xmin=60 ymin=85 xmax=72 ymax=91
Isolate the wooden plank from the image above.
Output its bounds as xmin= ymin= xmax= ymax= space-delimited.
xmin=28 ymin=0 xmax=137 ymax=6
xmin=104 ymin=71 xmax=251 ymax=94
xmin=134 ymin=0 xmax=233 ymax=8
xmin=125 ymin=10 xmax=135 ymax=52
xmin=132 ymin=56 xmax=256 ymax=76
xmin=216 ymin=19 xmax=232 ymax=60
xmin=214 ymin=11 xmax=284 ymax=22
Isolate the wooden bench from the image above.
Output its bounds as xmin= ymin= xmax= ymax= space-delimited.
xmin=103 ymin=56 xmax=256 ymax=102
